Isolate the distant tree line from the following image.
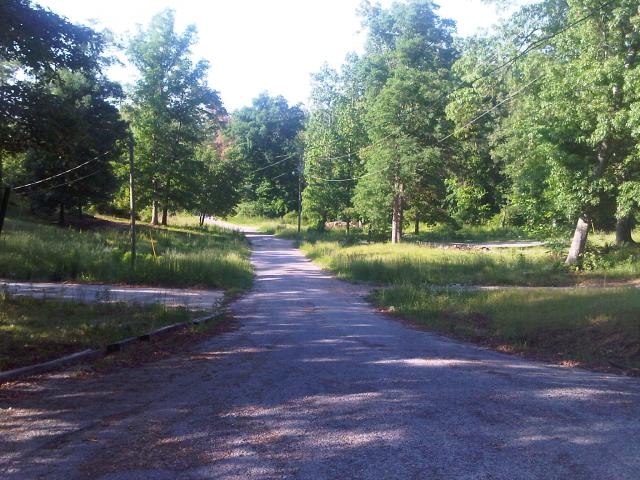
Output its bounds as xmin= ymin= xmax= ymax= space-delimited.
xmin=2 ymin=0 xmax=640 ymax=265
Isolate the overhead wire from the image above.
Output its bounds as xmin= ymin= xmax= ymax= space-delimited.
xmin=11 ymin=150 xmax=111 ymax=191
xmin=437 ymin=75 xmax=544 ymax=144
xmin=460 ymin=0 xmax=614 ymax=90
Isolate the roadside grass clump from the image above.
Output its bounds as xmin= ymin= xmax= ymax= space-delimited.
xmin=372 ymin=286 xmax=640 ymax=371
xmin=0 ymin=217 xmax=252 ymax=290
xmin=301 ymin=241 xmax=570 ymax=286
xmin=0 ymin=293 xmax=195 ymax=371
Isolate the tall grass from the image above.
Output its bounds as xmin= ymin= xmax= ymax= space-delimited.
xmin=0 ymin=217 xmax=252 ymax=289
xmin=0 ymin=293 xmax=194 ymax=370
xmin=301 ymin=241 xmax=570 ymax=286
xmin=373 ymin=286 xmax=640 ymax=370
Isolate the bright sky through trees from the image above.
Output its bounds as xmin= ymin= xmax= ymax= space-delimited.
xmin=35 ymin=0 xmax=532 ymax=111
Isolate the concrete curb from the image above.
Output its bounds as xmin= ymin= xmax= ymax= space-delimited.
xmin=0 ymin=349 xmax=102 ymax=383
xmin=0 ymin=312 xmax=222 ymax=384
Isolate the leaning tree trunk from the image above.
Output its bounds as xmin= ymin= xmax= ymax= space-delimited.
xmin=615 ymin=214 xmax=635 ymax=245
xmin=566 ymin=139 xmax=610 ymax=264
xmin=565 ymin=214 xmax=590 ymax=265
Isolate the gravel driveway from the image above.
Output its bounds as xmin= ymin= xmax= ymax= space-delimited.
xmin=1 ymin=231 xmax=639 ymax=479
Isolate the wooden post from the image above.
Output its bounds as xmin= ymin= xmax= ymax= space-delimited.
xmin=297 ymin=157 xmax=302 ymax=235
xmin=0 ymin=187 xmax=10 ymax=237
xmin=129 ymin=135 xmax=136 ymax=268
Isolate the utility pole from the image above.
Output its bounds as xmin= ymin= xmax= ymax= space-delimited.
xmin=128 ymin=134 xmax=136 ymax=268
xmin=0 ymin=187 xmax=10 ymax=237
xmin=297 ymin=155 xmax=303 ymax=235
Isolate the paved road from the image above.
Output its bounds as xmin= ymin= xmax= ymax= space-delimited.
xmin=0 ymin=281 xmax=224 ymax=310
xmin=1 ymin=231 xmax=640 ymax=479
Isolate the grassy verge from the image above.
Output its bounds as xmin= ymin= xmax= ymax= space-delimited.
xmin=372 ymin=286 xmax=640 ymax=373
xmin=0 ymin=293 xmax=206 ymax=371
xmin=301 ymin=241 xmax=571 ymax=286
xmin=0 ymin=216 xmax=252 ymax=290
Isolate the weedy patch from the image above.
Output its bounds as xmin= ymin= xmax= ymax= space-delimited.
xmin=372 ymin=286 xmax=640 ymax=374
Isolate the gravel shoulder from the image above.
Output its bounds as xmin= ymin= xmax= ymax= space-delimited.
xmin=1 ymin=230 xmax=640 ymax=479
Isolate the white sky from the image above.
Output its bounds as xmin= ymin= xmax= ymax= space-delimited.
xmin=35 ymin=0 xmax=530 ymax=111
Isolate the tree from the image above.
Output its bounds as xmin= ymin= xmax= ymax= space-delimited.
xmin=192 ymin=143 xmax=241 ymax=225
xmin=224 ymin=93 xmax=305 ymax=217
xmin=0 ymin=0 xmax=107 ymax=184
xmin=6 ymin=70 xmax=127 ymax=223
xmin=127 ymin=10 xmax=225 ymax=225
xmin=354 ymin=0 xmax=456 ymax=242
xmin=480 ymin=0 xmax=640 ymax=263
xmin=302 ymin=60 xmax=367 ymax=231
xmin=444 ymin=35 xmax=511 ymax=227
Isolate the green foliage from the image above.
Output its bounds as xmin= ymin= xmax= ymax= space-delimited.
xmin=352 ymin=1 xmax=456 ymax=240
xmin=126 ymin=10 xmax=225 ymax=224
xmin=1 ymin=0 xmax=113 ymax=192
xmin=303 ymin=61 xmax=367 ymax=228
xmin=223 ymin=93 xmax=305 ymax=217
xmin=192 ymin=144 xmax=241 ymax=220
xmin=6 ymin=70 xmax=127 ymax=219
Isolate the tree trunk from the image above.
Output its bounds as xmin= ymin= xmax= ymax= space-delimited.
xmin=414 ymin=218 xmax=419 ymax=235
xmin=566 ymin=138 xmax=610 ymax=263
xmin=615 ymin=214 xmax=635 ymax=245
xmin=161 ymin=205 xmax=168 ymax=226
xmin=346 ymin=218 xmax=350 ymax=236
xmin=565 ymin=215 xmax=590 ymax=265
xmin=58 ymin=202 xmax=65 ymax=226
xmin=151 ymin=200 xmax=159 ymax=225
xmin=199 ymin=213 xmax=205 ymax=227
xmin=391 ymin=182 xmax=404 ymax=244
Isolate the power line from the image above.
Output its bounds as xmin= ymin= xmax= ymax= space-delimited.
xmin=11 ymin=151 xmax=111 ymax=191
xmin=438 ymin=75 xmax=543 ymax=144
xmin=305 ymin=165 xmax=391 ymax=183
xmin=45 ymin=169 xmax=102 ymax=191
xmin=453 ymin=0 xmax=614 ymax=93
xmin=250 ymin=153 xmax=296 ymax=174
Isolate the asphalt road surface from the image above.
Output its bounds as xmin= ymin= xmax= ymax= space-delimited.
xmin=0 ymin=281 xmax=224 ymax=310
xmin=1 ymin=231 xmax=640 ymax=479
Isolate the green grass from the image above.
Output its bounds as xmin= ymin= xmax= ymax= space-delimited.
xmin=0 ymin=293 xmax=198 ymax=371
xmin=372 ymin=286 xmax=640 ymax=372
xmin=226 ymin=214 xmax=301 ymax=235
xmin=407 ymin=222 xmax=538 ymax=243
xmin=0 ymin=215 xmax=253 ymax=290
xmin=301 ymin=241 xmax=571 ymax=286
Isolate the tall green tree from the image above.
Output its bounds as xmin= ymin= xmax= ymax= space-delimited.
xmin=192 ymin=143 xmax=241 ymax=225
xmin=127 ymin=10 xmax=224 ymax=225
xmin=224 ymin=93 xmax=305 ymax=217
xmin=302 ymin=59 xmax=367 ymax=231
xmin=9 ymin=70 xmax=127 ymax=223
xmin=0 ymin=0 xmax=107 ymax=184
xmin=354 ymin=0 xmax=456 ymax=242
xmin=481 ymin=0 xmax=640 ymax=263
